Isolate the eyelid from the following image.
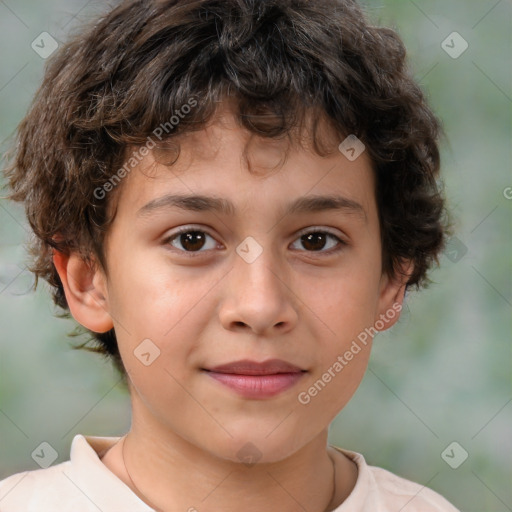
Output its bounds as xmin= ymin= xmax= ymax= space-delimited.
xmin=295 ymin=226 xmax=346 ymax=240
xmin=168 ymin=225 xmax=216 ymax=238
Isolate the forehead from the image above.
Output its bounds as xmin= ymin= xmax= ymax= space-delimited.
xmin=109 ymin=105 xmax=376 ymax=225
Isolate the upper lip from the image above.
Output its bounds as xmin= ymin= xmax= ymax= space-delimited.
xmin=205 ymin=359 xmax=305 ymax=375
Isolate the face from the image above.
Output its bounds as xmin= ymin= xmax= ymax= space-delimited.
xmin=64 ymin=106 xmax=408 ymax=463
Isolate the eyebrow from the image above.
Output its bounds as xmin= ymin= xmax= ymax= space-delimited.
xmin=136 ymin=193 xmax=367 ymax=223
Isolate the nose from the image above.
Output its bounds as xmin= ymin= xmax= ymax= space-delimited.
xmin=218 ymin=245 xmax=299 ymax=337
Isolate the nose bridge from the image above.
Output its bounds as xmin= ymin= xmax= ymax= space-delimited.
xmin=234 ymin=236 xmax=285 ymax=303
xmin=220 ymin=236 xmax=298 ymax=334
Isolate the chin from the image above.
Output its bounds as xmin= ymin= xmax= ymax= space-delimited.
xmin=200 ymin=425 xmax=311 ymax=466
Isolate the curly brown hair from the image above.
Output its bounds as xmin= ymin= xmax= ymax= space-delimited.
xmin=2 ymin=0 xmax=451 ymax=375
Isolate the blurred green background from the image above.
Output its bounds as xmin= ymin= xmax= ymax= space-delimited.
xmin=0 ymin=1 xmax=510 ymax=510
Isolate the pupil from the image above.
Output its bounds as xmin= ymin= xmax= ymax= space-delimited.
xmin=303 ymin=233 xmax=326 ymax=251
xmin=181 ymin=232 xmax=205 ymax=251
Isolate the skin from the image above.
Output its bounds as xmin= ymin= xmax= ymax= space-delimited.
xmin=53 ymin=103 xmax=412 ymax=512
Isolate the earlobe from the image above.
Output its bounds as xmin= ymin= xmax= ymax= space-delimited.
xmin=52 ymin=249 xmax=114 ymax=333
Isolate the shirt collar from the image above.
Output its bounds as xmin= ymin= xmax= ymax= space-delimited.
xmin=66 ymin=434 xmax=154 ymax=511
xmin=330 ymin=446 xmax=377 ymax=511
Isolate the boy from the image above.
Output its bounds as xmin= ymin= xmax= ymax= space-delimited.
xmin=0 ymin=0 xmax=459 ymax=510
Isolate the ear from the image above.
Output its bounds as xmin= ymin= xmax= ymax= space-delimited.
xmin=52 ymin=249 xmax=114 ymax=333
xmin=374 ymin=259 xmax=414 ymax=332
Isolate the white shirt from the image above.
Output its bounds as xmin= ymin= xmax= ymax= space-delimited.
xmin=0 ymin=435 xmax=460 ymax=511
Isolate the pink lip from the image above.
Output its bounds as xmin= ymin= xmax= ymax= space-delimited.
xmin=204 ymin=359 xmax=306 ymax=399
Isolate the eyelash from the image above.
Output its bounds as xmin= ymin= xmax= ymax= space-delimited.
xmin=162 ymin=226 xmax=347 ymax=257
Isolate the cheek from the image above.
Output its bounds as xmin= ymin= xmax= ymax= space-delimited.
xmin=107 ymin=256 xmax=220 ymax=386
xmin=294 ymin=338 xmax=372 ymax=442
xmin=107 ymin=251 xmax=207 ymax=338
xmin=294 ymin=263 xmax=379 ymax=414
xmin=307 ymin=265 xmax=381 ymax=341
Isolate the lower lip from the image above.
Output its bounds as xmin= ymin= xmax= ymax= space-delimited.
xmin=205 ymin=371 xmax=305 ymax=399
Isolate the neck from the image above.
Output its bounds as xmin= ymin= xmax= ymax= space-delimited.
xmin=101 ymin=393 xmax=358 ymax=512
xmin=121 ymin=429 xmax=337 ymax=512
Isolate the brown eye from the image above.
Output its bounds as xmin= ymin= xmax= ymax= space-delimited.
xmin=291 ymin=230 xmax=345 ymax=254
xmin=165 ymin=229 xmax=217 ymax=253
xmin=301 ymin=232 xmax=328 ymax=251
xmin=178 ymin=231 xmax=206 ymax=251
